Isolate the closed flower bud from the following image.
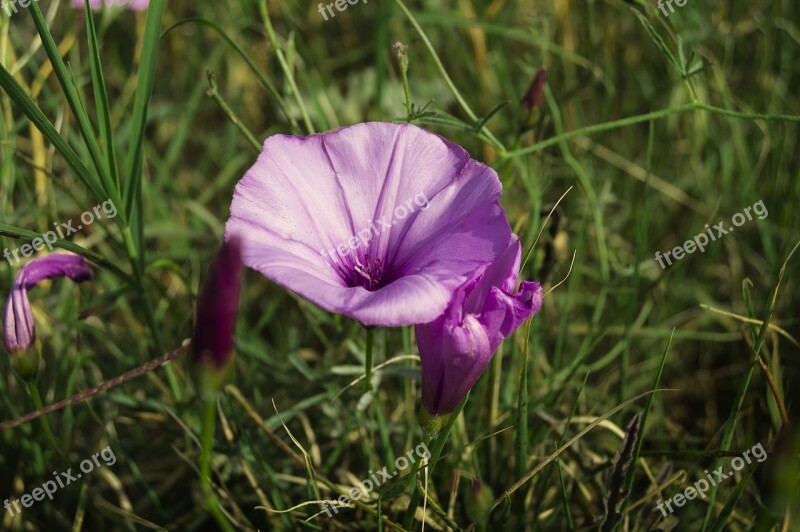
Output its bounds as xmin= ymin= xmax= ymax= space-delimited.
xmin=465 ymin=478 xmax=494 ymax=530
xmin=522 ymin=66 xmax=547 ymax=130
xmin=415 ymin=238 xmax=543 ymax=415
xmin=190 ymin=239 xmax=243 ymax=398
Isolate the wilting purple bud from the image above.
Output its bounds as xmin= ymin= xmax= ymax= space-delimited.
xmin=3 ymin=255 xmax=92 ymax=377
xmin=190 ymin=239 xmax=243 ymax=381
xmin=415 ymin=238 xmax=543 ymax=415
xmin=522 ymin=67 xmax=547 ymax=111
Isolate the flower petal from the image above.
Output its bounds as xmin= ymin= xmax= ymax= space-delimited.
xmin=416 ymin=313 xmax=492 ymax=414
xmin=2 ymin=254 xmax=92 ymax=354
xmin=226 ymin=122 xmax=512 ymax=326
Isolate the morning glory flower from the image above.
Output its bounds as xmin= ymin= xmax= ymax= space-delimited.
xmin=225 ymin=122 xmax=514 ymax=327
xmin=190 ymin=239 xmax=243 ymax=395
xmin=415 ymin=238 xmax=543 ymax=415
xmin=3 ymin=254 xmax=92 ymax=377
xmin=71 ymin=0 xmax=149 ymax=10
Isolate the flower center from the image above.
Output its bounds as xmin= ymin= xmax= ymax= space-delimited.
xmin=346 ymin=254 xmax=385 ymax=291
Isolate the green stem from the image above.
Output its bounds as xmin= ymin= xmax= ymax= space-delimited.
xmin=402 ymin=396 xmax=468 ymax=529
xmin=516 ymin=321 xmax=532 ymax=479
xmin=392 ymin=0 xmax=506 ymax=154
xmin=504 ymin=101 xmax=800 ymax=159
xmin=27 ymin=383 xmax=62 ymax=455
xmin=364 ymin=327 xmax=375 ymax=392
xmin=122 ymin=227 xmax=183 ymax=403
xmin=200 ymin=399 xmax=235 ymax=532
xmin=512 ymin=321 xmax=533 ymax=524
xmin=400 ymin=61 xmax=413 ymax=122
xmin=206 ymin=71 xmax=261 ymax=153
xmin=161 ymin=18 xmax=299 ymax=133
xmin=257 ymin=0 xmax=315 ymax=134
xmin=393 ymin=43 xmax=412 ymax=121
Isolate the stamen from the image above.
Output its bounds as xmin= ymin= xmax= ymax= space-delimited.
xmin=346 ymin=254 xmax=386 ymax=291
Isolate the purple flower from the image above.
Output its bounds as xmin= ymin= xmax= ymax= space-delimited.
xmin=71 ymin=0 xmax=149 ymax=10
xmin=225 ymin=122 xmax=513 ymax=327
xmin=3 ymin=254 xmax=93 ymax=355
xmin=190 ymin=239 xmax=243 ymax=372
xmin=415 ymin=238 xmax=543 ymax=415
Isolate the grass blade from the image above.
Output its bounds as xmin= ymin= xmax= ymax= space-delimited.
xmin=708 ymin=466 xmax=757 ymax=532
xmin=162 ymin=18 xmax=297 ymax=133
xmin=28 ymin=1 xmax=110 ymax=200
xmin=123 ymin=0 xmax=166 ymax=255
xmin=0 ymin=222 xmax=130 ymax=282
xmin=84 ymin=0 xmax=122 ymax=209
xmin=0 ymin=65 xmax=105 ymax=200
xmin=492 ymin=388 xmax=674 ymax=511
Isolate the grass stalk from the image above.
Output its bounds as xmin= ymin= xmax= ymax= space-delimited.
xmin=200 ymin=399 xmax=235 ymax=532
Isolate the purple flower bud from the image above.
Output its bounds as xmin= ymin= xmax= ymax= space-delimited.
xmin=415 ymin=237 xmax=543 ymax=415
xmin=190 ymin=239 xmax=243 ymax=377
xmin=3 ymin=254 xmax=93 ymax=376
xmin=522 ymin=67 xmax=547 ymax=111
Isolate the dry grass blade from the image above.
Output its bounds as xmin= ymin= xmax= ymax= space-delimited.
xmin=491 ymin=389 xmax=674 ymax=510
xmin=700 ymin=304 xmax=800 ymax=348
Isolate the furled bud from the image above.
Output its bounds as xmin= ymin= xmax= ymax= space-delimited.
xmin=521 ymin=66 xmax=547 ymax=130
xmin=465 ymin=478 xmax=494 ymax=530
xmin=190 ymin=239 xmax=243 ymax=398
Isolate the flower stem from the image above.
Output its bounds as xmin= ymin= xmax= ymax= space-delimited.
xmin=206 ymin=71 xmax=261 ymax=153
xmin=199 ymin=399 xmax=235 ymax=532
xmin=516 ymin=321 xmax=532 ymax=480
xmin=402 ymin=395 xmax=468 ymax=529
xmin=257 ymin=0 xmax=315 ymax=135
xmin=392 ymin=0 xmax=506 ymax=154
xmin=122 ymin=226 xmax=183 ymax=404
xmin=364 ymin=326 xmax=375 ymax=392
xmin=503 ymin=101 xmax=800 ymax=159
xmin=27 ymin=382 xmax=62 ymax=455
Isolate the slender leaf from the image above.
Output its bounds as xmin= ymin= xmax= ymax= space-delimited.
xmin=0 ymin=222 xmax=130 ymax=282
xmin=708 ymin=466 xmax=757 ymax=532
xmin=28 ymin=1 xmax=110 ymax=199
xmin=84 ymin=0 xmax=122 ymax=212
xmin=0 ymin=65 xmax=105 ymax=200
xmin=123 ymin=0 xmax=166 ymax=258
